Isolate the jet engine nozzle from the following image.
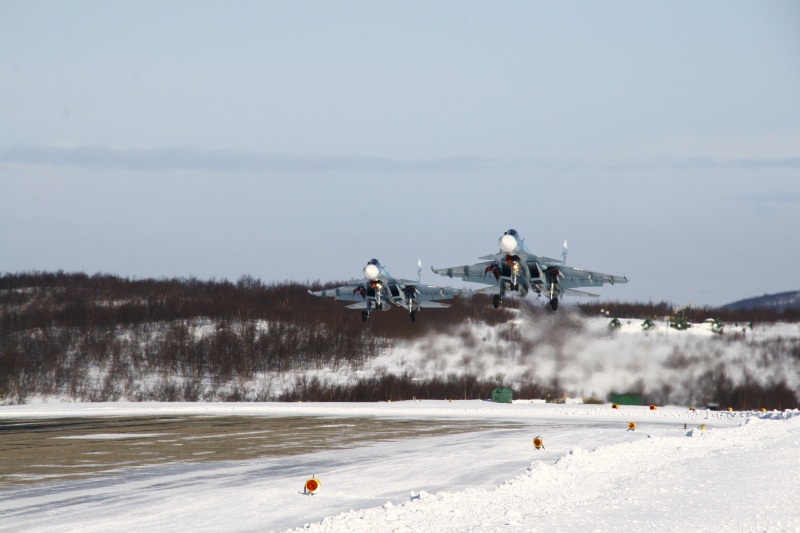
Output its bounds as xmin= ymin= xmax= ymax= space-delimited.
xmin=499 ymin=234 xmax=518 ymax=253
xmin=363 ymin=263 xmax=380 ymax=281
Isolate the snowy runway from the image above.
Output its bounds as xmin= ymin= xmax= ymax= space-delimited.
xmin=0 ymin=401 xmax=798 ymax=532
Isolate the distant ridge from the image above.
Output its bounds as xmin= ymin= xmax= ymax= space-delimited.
xmin=720 ymin=290 xmax=800 ymax=311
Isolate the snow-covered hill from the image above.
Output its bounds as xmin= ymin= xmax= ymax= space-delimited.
xmin=301 ymin=311 xmax=800 ymax=408
xmin=721 ymin=290 xmax=800 ymax=312
xmin=4 ymin=272 xmax=798 ymax=408
xmin=6 ymin=310 xmax=798 ymax=409
xmin=398 ymin=313 xmax=799 ymax=401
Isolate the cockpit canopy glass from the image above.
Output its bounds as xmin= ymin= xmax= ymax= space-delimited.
xmin=367 ymin=258 xmax=380 ymax=266
xmin=504 ymin=229 xmax=519 ymax=238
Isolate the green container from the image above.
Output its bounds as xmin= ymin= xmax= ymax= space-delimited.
xmin=492 ymin=387 xmax=513 ymax=403
xmin=610 ymin=393 xmax=642 ymax=405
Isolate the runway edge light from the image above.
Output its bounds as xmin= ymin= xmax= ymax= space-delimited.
xmin=304 ymin=476 xmax=321 ymax=495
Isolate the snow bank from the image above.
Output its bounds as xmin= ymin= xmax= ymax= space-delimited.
xmin=294 ymin=414 xmax=800 ymax=533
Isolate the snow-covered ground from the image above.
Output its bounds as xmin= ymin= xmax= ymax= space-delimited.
xmin=7 ymin=312 xmax=796 ymax=406
xmin=247 ymin=314 xmax=799 ymax=404
xmin=1 ymin=401 xmax=798 ymax=532
xmin=379 ymin=314 xmax=800 ymax=402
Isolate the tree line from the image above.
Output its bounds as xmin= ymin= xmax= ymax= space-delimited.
xmin=577 ymin=300 xmax=800 ymax=324
xmin=0 ymin=271 xmax=517 ymax=403
xmin=0 ymin=271 xmax=515 ymax=336
xmin=1 ymin=271 xmax=797 ymax=408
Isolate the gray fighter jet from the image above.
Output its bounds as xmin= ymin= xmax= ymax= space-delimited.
xmin=309 ymin=259 xmax=463 ymax=322
xmin=432 ymin=229 xmax=628 ymax=310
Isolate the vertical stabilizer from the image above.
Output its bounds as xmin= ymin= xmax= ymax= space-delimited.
xmin=417 ymin=259 xmax=422 ymax=282
xmin=562 ymin=241 xmax=568 ymax=265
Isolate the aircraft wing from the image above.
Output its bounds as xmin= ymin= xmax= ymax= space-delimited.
xmin=392 ymin=279 xmax=465 ymax=302
xmin=430 ymin=262 xmax=499 ymax=285
xmin=418 ymin=301 xmax=451 ymax=308
xmin=345 ymin=299 xmax=451 ymax=309
xmin=563 ymin=288 xmax=601 ymax=298
xmin=556 ymin=266 xmax=628 ymax=289
xmin=472 ymin=285 xmax=502 ymax=294
xmin=309 ymin=281 xmax=463 ymax=303
xmin=308 ymin=284 xmax=367 ymax=302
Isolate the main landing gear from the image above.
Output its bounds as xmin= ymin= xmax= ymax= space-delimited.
xmin=362 ymin=306 xmax=418 ymax=322
xmin=361 ymin=302 xmax=372 ymax=323
xmin=547 ymin=278 xmax=559 ymax=311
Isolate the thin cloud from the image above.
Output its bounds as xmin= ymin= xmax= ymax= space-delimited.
xmin=0 ymin=145 xmax=509 ymax=173
xmin=603 ymin=156 xmax=800 ymax=171
xmin=3 ymin=145 xmax=798 ymax=174
xmin=750 ymin=191 xmax=800 ymax=204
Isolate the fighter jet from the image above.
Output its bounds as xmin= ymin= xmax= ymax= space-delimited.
xmin=309 ymin=259 xmax=464 ymax=322
xmin=431 ymin=229 xmax=628 ymax=310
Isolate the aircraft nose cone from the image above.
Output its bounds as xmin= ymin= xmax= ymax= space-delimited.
xmin=499 ymin=234 xmax=518 ymax=253
xmin=363 ymin=263 xmax=380 ymax=280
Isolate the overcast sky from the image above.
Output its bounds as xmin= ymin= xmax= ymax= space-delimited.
xmin=1 ymin=1 xmax=799 ymax=307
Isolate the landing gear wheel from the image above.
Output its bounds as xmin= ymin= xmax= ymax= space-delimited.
xmin=361 ymin=310 xmax=369 ymax=322
xmin=549 ymin=298 xmax=559 ymax=311
xmin=409 ymin=310 xmax=417 ymax=322
xmin=492 ymin=295 xmax=502 ymax=309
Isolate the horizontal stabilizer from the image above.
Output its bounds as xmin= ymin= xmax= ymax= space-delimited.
xmin=472 ymin=285 xmax=501 ymax=295
xmin=418 ymin=301 xmax=451 ymax=309
xmin=309 ymin=289 xmax=333 ymax=297
xmin=563 ymin=288 xmax=600 ymax=298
